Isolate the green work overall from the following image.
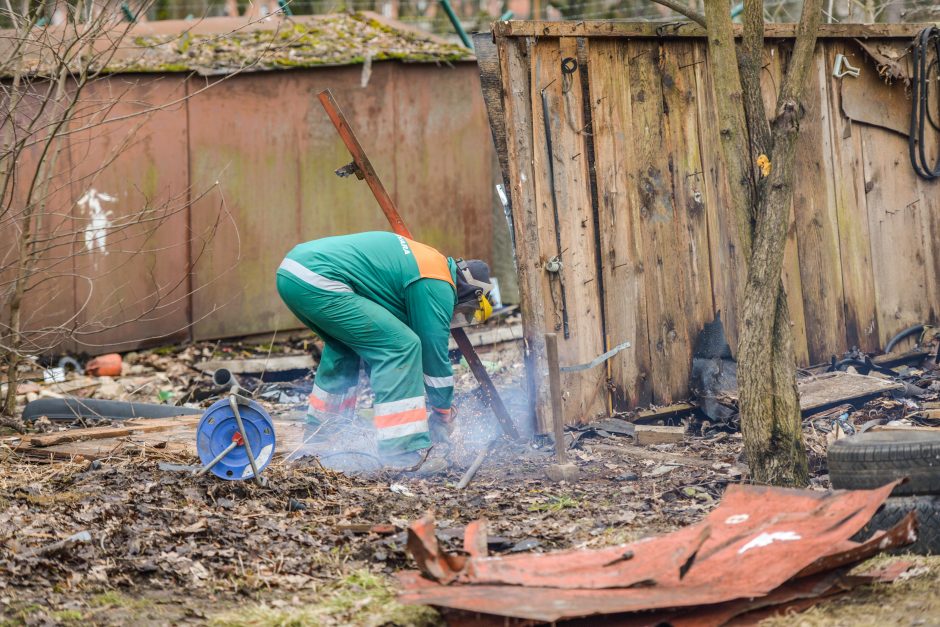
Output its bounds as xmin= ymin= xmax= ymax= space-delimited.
xmin=275 ymin=231 xmax=457 ymax=455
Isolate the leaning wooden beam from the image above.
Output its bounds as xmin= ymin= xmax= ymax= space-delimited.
xmin=318 ymin=89 xmax=520 ymax=441
xmin=492 ymin=21 xmax=934 ymax=39
xmin=23 ymin=417 xmax=200 ymax=448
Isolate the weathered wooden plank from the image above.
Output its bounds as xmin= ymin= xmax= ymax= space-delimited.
xmin=14 ymin=418 xmax=309 ymax=461
xmin=913 ymin=83 xmax=940 ymax=326
xmin=634 ymin=424 xmax=686 ymax=446
xmin=632 ymin=402 xmax=697 ymax=423
xmin=194 ymin=354 xmax=315 ymax=374
xmin=557 ymin=36 xmax=608 ymax=423
xmin=826 ymin=42 xmax=880 ymax=352
xmin=24 ymin=417 xmax=200 ymax=448
xmin=473 ymin=32 xmax=511 ymax=192
xmin=767 ymin=47 xmax=811 ymax=366
xmin=660 ymin=40 xmax=715 ymax=378
xmin=840 ymin=54 xmax=910 ymax=137
xmin=493 ymin=33 xmax=937 ymax=418
xmin=792 ymin=48 xmax=846 ymax=364
xmin=917 ymin=175 xmax=940 ymax=325
xmin=497 ymin=36 xmax=551 ymax=433
xmin=860 ymin=124 xmax=931 ymax=348
xmin=528 ymin=37 xmax=607 ymax=424
xmin=587 ymin=39 xmax=653 ymax=409
xmin=624 ymin=39 xmax=694 ymax=404
xmin=493 ymin=21 xmax=933 ymax=39
xmin=797 ymin=372 xmax=903 ymax=413
xmin=692 ymin=42 xmax=743 ymax=354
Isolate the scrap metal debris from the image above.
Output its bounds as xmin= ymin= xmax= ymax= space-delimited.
xmin=398 ymin=482 xmax=917 ymax=624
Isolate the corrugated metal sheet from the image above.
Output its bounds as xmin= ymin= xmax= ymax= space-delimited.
xmin=68 ymin=76 xmax=192 ymax=352
xmin=398 ymin=482 xmax=914 ymax=623
xmin=188 ymin=62 xmax=497 ymax=341
xmin=8 ymin=60 xmax=501 ymax=354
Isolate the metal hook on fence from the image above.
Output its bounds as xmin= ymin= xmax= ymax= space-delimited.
xmin=832 ymin=54 xmax=860 ymax=78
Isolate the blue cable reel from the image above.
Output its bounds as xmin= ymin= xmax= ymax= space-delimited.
xmin=196 ymin=394 xmax=276 ymax=482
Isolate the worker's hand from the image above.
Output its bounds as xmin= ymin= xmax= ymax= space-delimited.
xmin=429 ymin=406 xmax=455 ymax=444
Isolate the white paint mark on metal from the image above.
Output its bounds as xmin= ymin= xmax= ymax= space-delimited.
xmin=738 ymin=531 xmax=802 ymax=554
xmin=77 ymin=188 xmax=115 ymax=254
xmin=725 ymin=514 xmax=749 ymax=525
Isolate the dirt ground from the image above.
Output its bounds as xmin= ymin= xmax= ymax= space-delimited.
xmin=1 ymin=333 xmax=939 ymax=626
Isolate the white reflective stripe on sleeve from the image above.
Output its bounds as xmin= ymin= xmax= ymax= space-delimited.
xmin=279 ymin=258 xmax=352 ymax=293
xmin=374 ymin=396 xmax=425 ymax=416
xmin=377 ymin=420 xmax=429 ymax=440
xmin=423 ymin=374 xmax=454 ymax=388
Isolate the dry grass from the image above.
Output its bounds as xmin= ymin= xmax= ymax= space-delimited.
xmin=760 ymin=554 xmax=940 ymax=626
xmin=207 ymin=570 xmax=441 ymax=627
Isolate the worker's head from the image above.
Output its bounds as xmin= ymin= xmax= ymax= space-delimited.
xmin=455 ymin=259 xmax=494 ymax=322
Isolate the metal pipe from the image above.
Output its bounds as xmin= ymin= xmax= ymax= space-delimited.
xmin=229 ymin=394 xmax=263 ymax=485
xmin=438 ymin=0 xmax=473 ymax=50
xmin=196 ymin=438 xmax=240 ymax=477
xmin=212 ymin=368 xmax=239 ymax=389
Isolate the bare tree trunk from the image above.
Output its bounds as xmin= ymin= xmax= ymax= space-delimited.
xmin=699 ymin=0 xmax=819 ymax=486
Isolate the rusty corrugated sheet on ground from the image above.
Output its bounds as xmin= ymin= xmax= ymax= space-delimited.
xmin=398 ymin=482 xmax=916 ymax=624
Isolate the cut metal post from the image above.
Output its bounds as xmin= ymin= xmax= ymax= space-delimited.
xmin=317 ymin=89 xmax=519 ymax=441
xmin=317 ymin=90 xmax=411 ymax=238
xmin=545 ymin=333 xmax=567 ymax=464
xmin=229 ymin=394 xmax=263 ymax=485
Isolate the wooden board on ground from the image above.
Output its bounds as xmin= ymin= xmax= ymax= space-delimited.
xmin=194 ymin=355 xmax=314 ymax=374
xmin=634 ymin=425 xmax=686 ymax=446
xmin=632 ymin=402 xmax=697 ymax=424
xmin=24 ymin=417 xmax=200 ymax=448
xmin=870 ymin=425 xmax=940 ymax=433
xmin=797 ymin=372 xmax=903 ymax=414
xmin=7 ymin=416 xmax=310 ymax=462
xmin=447 ymin=322 xmax=523 ymax=351
xmin=715 ymin=371 xmax=904 ymax=416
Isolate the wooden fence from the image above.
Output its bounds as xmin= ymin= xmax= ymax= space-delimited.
xmin=479 ymin=22 xmax=940 ymax=432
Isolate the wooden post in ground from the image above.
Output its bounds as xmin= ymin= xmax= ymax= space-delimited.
xmin=545 ymin=333 xmax=577 ymax=481
xmin=545 ymin=333 xmax=567 ymax=464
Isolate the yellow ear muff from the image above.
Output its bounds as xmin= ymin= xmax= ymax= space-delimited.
xmin=474 ymin=294 xmax=493 ymax=322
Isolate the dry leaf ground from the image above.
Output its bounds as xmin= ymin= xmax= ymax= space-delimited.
xmin=1 ymin=337 xmax=939 ymax=625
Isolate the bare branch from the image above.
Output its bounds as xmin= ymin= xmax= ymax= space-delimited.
xmin=650 ymin=0 xmax=706 ymax=26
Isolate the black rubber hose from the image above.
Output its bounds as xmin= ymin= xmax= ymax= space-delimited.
xmin=57 ymin=357 xmax=83 ymax=373
xmin=884 ymin=324 xmax=925 ymax=354
xmin=23 ymin=398 xmax=202 ymax=422
xmin=909 ymin=27 xmax=940 ymax=180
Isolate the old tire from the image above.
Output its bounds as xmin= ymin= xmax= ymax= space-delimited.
xmin=855 ymin=496 xmax=940 ymax=555
xmin=828 ymin=431 xmax=940 ymax=496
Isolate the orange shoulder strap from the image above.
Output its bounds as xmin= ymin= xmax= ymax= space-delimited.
xmin=404 ymin=237 xmax=455 ymax=287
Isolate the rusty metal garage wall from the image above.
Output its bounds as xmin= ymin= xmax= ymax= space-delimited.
xmin=188 ymin=62 xmax=497 ymax=341
xmin=9 ymin=61 xmax=501 ymax=353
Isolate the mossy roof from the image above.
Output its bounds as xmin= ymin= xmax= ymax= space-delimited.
xmin=2 ymin=12 xmax=472 ymax=77
xmin=124 ymin=12 xmax=471 ymax=74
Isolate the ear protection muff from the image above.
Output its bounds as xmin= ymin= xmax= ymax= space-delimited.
xmin=455 ymin=258 xmax=494 ymax=323
xmin=455 ymin=258 xmax=494 ymax=295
